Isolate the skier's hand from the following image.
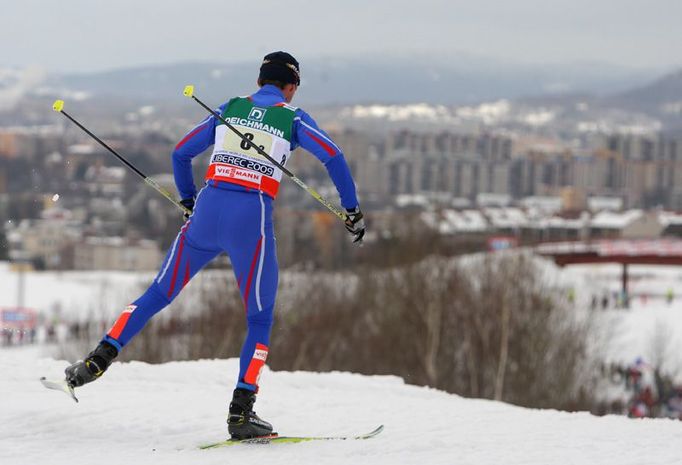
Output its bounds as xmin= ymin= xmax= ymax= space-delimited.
xmin=344 ymin=207 xmax=365 ymax=245
xmin=180 ymin=197 xmax=195 ymax=221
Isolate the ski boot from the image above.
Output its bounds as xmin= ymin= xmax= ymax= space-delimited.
xmin=227 ymin=388 xmax=274 ymax=439
xmin=64 ymin=341 xmax=118 ymax=388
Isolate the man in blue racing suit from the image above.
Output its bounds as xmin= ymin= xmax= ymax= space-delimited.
xmin=64 ymin=51 xmax=366 ymax=439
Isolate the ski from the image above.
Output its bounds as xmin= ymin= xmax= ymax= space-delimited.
xmin=39 ymin=377 xmax=79 ymax=403
xmin=199 ymin=424 xmax=384 ymax=449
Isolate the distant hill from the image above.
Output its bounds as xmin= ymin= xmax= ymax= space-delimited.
xmin=610 ymin=68 xmax=682 ymax=109
xmin=39 ymin=57 xmax=655 ymax=106
xmin=4 ymin=58 xmax=680 ymax=134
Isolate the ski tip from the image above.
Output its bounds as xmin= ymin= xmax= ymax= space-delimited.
xmin=40 ymin=376 xmax=79 ymax=403
xmin=183 ymin=85 xmax=195 ymax=98
xmin=52 ymin=100 xmax=64 ymax=112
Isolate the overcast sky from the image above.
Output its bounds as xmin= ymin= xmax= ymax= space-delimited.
xmin=2 ymin=0 xmax=681 ymax=73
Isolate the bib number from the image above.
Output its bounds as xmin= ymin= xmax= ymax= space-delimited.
xmin=224 ymin=129 xmax=273 ymax=159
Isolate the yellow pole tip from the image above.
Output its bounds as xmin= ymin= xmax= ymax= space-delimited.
xmin=183 ymin=85 xmax=195 ymax=97
xmin=52 ymin=100 xmax=64 ymax=112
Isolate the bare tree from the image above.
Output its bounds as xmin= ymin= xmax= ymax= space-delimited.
xmin=60 ymin=247 xmax=601 ymax=412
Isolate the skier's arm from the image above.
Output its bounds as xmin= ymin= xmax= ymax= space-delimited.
xmin=171 ymin=108 xmax=223 ymax=200
xmin=293 ymin=110 xmax=359 ymax=210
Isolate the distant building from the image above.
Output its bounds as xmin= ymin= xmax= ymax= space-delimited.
xmin=420 ymin=205 xmax=682 ymax=244
xmin=73 ymin=237 xmax=161 ymax=271
xmin=621 ymin=211 xmax=665 ymax=239
xmin=7 ymin=208 xmax=83 ymax=269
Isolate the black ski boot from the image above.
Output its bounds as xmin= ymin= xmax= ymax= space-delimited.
xmin=227 ymin=388 xmax=274 ymax=439
xmin=64 ymin=341 xmax=118 ymax=387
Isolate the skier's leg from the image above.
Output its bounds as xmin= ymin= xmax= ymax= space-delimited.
xmin=65 ymin=229 xmax=219 ymax=387
xmin=223 ymin=192 xmax=278 ymax=392
xmin=65 ymin=187 xmax=223 ymax=388
xmin=103 ymin=222 xmax=220 ymax=349
xmin=220 ymin=191 xmax=278 ymax=438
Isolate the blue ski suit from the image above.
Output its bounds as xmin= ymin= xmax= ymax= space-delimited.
xmin=102 ymin=85 xmax=360 ymax=392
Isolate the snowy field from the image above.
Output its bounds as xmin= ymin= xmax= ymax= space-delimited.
xmin=3 ymin=260 xmax=682 ymax=464
xmin=0 ymin=261 xmax=153 ymax=320
xmin=563 ymin=264 xmax=682 ymax=375
xmin=4 ymin=259 xmax=682 ymax=371
xmin=1 ymin=346 xmax=681 ymax=465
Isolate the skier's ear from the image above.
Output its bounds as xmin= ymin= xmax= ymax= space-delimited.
xmin=282 ymin=83 xmax=298 ymax=103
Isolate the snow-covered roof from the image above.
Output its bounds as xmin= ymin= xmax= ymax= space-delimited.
xmin=443 ymin=210 xmax=487 ymax=232
xmin=483 ymin=207 xmax=527 ymax=229
xmin=419 ymin=204 xmax=682 ymax=235
xmin=542 ymin=216 xmax=585 ymax=230
xmin=476 ymin=193 xmax=511 ymax=207
xmin=342 ymin=104 xmax=453 ymax=122
xmin=421 ymin=209 xmax=489 ymax=234
xmin=590 ymin=210 xmax=643 ymax=229
xmin=520 ymin=196 xmax=563 ymax=213
xmin=588 ymin=196 xmax=623 ymax=212
xmin=658 ymin=211 xmax=682 ymax=227
xmin=395 ymin=194 xmax=429 ymax=208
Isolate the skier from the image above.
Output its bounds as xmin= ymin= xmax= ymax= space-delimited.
xmin=63 ymin=51 xmax=365 ymax=439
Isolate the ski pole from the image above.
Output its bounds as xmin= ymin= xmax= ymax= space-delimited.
xmin=52 ymin=100 xmax=191 ymax=216
xmin=182 ymin=85 xmax=349 ymax=224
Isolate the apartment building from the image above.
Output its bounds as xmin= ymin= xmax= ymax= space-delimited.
xmin=347 ymin=131 xmax=682 ymax=209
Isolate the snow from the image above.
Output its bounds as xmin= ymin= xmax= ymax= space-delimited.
xmin=420 ymin=206 xmax=672 ymax=234
xmin=456 ymin=100 xmax=511 ymax=125
xmin=422 ymin=209 xmax=488 ymax=234
xmin=576 ymin=119 xmax=662 ymax=136
xmin=591 ymin=210 xmax=643 ymax=229
xmin=483 ymin=207 xmax=527 ymax=229
xmin=659 ymin=211 xmax=682 ymax=227
xmin=588 ymin=197 xmax=624 ymax=212
xmin=519 ymin=196 xmax=563 ymax=213
xmin=443 ymin=209 xmax=488 ymax=233
xmin=0 ymin=261 xmax=153 ymax=320
xmin=343 ymin=104 xmax=454 ymax=122
xmin=563 ymin=263 xmax=682 ymax=375
xmin=395 ymin=193 xmax=430 ymax=208
xmin=521 ymin=109 xmax=555 ymax=127
xmin=5 ymin=259 xmax=682 ymax=372
xmin=1 ymin=347 xmax=681 ymax=465
xmin=3 ymin=260 xmax=682 ymax=463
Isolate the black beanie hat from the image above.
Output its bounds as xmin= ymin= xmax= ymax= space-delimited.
xmin=259 ymin=51 xmax=300 ymax=86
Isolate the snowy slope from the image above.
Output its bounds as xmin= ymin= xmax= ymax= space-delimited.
xmin=1 ymin=347 xmax=681 ymax=465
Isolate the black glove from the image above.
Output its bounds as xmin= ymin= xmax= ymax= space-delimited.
xmin=179 ymin=197 xmax=195 ymax=221
xmin=344 ymin=206 xmax=366 ymax=245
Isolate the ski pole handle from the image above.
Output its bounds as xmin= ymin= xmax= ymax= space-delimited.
xmin=52 ymin=100 xmax=192 ymax=216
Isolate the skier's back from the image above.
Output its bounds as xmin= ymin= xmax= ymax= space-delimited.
xmin=64 ymin=51 xmax=365 ymax=439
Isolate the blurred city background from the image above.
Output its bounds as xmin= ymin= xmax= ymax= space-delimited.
xmin=2 ymin=1 xmax=682 ymax=422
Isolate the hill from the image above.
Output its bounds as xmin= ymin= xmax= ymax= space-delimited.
xmin=613 ymin=69 xmax=682 ymax=109
xmin=1 ymin=347 xmax=680 ymax=465
xmin=33 ymin=57 xmax=655 ymax=106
